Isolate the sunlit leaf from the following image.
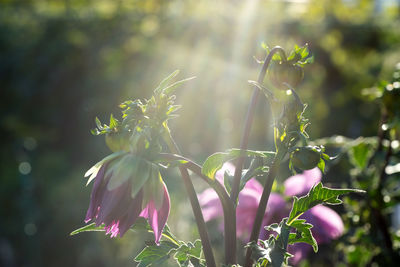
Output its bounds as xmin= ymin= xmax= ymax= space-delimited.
xmin=70 ymin=223 xmax=104 ymax=235
xmin=201 ymin=149 xmax=275 ymax=180
xmin=288 ymin=183 xmax=365 ymax=224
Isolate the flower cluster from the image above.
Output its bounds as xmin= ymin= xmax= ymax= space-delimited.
xmin=198 ymin=165 xmax=344 ymax=265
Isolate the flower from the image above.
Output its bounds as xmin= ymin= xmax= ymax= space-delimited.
xmin=284 ymin=168 xmax=344 ymax=265
xmin=198 ymin=163 xmax=287 ymax=241
xmin=84 ymin=152 xmax=170 ymax=244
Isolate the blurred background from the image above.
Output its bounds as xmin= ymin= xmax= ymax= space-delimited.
xmin=1 ymin=0 xmax=400 ymax=266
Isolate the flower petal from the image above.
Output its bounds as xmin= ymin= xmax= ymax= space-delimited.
xmin=300 ymin=205 xmax=344 ymax=244
xmin=118 ymin=189 xmax=144 ymax=236
xmin=143 ymin=182 xmax=170 ymax=244
xmin=85 ymin=165 xmax=107 ymax=223
xmin=198 ymin=188 xmax=223 ymax=221
xmin=284 ymin=168 xmax=322 ymax=197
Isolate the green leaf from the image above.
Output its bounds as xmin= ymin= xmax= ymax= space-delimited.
xmin=84 ymin=151 xmax=127 ymax=185
xmin=247 ymin=219 xmax=293 ymax=267
xmin=107 ymin=154 xmax=140 ymax=191
xmin=348 ymin=141 xmax=374 ymax=170
xmin=240 ymin=157 xmax=268 ymax=191
xmin=134 ymin=241 xmax=178 ymax=267
xmin=288 ymin=219 xmax=318 ymax=252
xmin=154 ymin=70 xmax=180 ymax=94
xmin=317 ymin=158 xmax=326 ymax=173
xmin=70 ymin=223 xmax=104 ymax=236
xmin=131 ymin=159 xmax=152 ymax=198
xmin=130 ymin=218 xmax=180 ymax=246
xmin=95 ymin=117 xmax=103 ymax=130
xmin=109 ymin=114 xmax=119 ymax=129
xmin=174 ymin=240 xmax=204 ymax=266
xmin=162 ymin=76 xmax=196 ymax=95
xmin=201 ymin=149 xmax=275 ymax=180
xmin=288 ymin=183 xmax=365 ymax=224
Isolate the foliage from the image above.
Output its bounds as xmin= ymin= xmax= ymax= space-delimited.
xmin=2 ymin=1 xmax=400 ymax=267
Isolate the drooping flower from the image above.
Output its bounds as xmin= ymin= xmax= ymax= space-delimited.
xmin=84 ymin=152 xmax=170 ymax=244
xmin=198 ymin=163 xmax=287 ymax=241
xmin=284 ymin=168 xmax=344 ymax=265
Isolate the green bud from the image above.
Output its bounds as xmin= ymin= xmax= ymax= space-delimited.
xmin=105 ymin=131 xmax=130 ymax=152
xmin=290 ymin=146 xmax=322 ymax=170
xmin=269 ymin=61 xmax=304 ymax=90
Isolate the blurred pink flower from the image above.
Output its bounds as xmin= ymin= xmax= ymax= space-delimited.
xmin=84 ymin=153 xmax=170 ymax=244
xmin=198 ymin=163 xmax=287 ymax=241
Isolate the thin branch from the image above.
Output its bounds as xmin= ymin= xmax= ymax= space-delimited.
xmin=158 ymin=152 xmax=237 ymax=264
xmin=230 ymin=46 xmax=286 ymax=201
xmin=163 ymin=134 xmax=216 ymax=267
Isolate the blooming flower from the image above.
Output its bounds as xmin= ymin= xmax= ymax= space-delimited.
xmin=198 ymin=165 xmax=344 ymax=265
xmin=84 ymin=152 xmax=170 ymax=244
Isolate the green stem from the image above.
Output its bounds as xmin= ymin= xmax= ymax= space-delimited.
xmin=230 ymin=47 xmax=286 ymax=203
xmin=158 ymin=152 xmax=237 ymax=264
xmin=244 ymin=153 xmax=285 ymax=267
xmin=163 ymin=131 xmax=217 ymax=267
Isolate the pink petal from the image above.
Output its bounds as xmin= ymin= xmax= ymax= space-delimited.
xmin=143 ymin=182 xmax=170 ymax=244
xmin=301 ymin=205 xmax=344 ymax=244
xmin=284 ymin=168 xmax=322 ymax=197
xmin=198 ymin=188 xmax=223 ymax=221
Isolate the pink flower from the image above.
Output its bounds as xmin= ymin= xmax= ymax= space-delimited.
xmin=84 ymin=152 xmax=170 ymax=244
xmin=198 ymin=163 xmax=287 ymax=241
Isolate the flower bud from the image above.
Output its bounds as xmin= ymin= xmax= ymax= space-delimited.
xmin=269 ymin=61 xmax=304 ymax=90
xmin=105 ymin=131 xmax=130 ymax=152
xmin=290 ymin=146 xmax=322 ymax=171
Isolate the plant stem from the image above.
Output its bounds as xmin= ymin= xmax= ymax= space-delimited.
xmin=244 ymin=152 xmax=284 ymax=267
xmin=163 ymin=131 xmax=216 ymax=267
xmin=230 ymin=46 xmax=286 ymax=202
xmin=158 ymin=152 xmax=237 ymax=264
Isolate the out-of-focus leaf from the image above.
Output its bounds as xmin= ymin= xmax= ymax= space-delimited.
xmin=348 ymin=141 xmax=374 ymax=170
xmin=134 ymin=241 xmax=178 ymax=267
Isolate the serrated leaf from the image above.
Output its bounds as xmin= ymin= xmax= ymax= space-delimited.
xmin=174 ymin=239 xmax=203 ymax=266
xmin=70 ymin=223 xmax=104 ymax=235
xmin=288 ymin=219 xmax=317 ymax=252
xmin=288 ymin=183 xmax=365 ymax=224
xmin=201 ymin=149 xmax=275 ymax=180
xmin=134 ymin=241 xmax=178 ymax=267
